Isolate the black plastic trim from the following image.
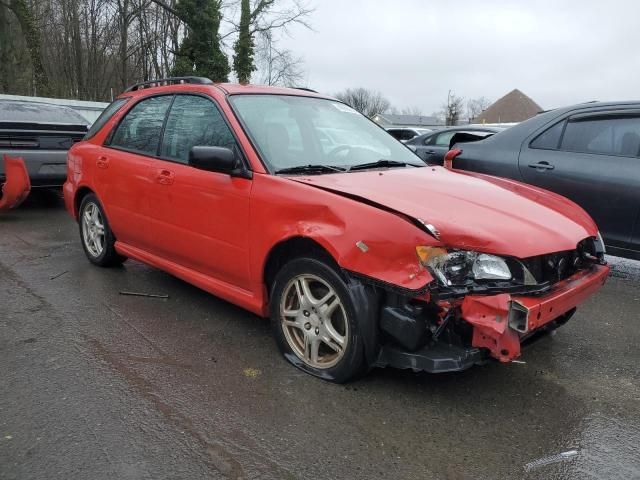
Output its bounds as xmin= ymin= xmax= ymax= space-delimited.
xmin=374 ymin=342 xmax=485 ymax=373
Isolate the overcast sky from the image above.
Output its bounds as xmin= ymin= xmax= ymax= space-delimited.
xmin=278 ymin=0 xmax=640 ymax=115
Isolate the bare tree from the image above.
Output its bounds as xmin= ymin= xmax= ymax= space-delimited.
xmin=443 ymin=90 xmax=464 ymax=126
xmin=227 ymin=0 xmax=313 ymax=84
xmin=0 ymin=0 xmax=50 ymax=95
xmin=335 ymin=87 xmax=391 ymax=118
xmin=400 ymin=106 xmax=423 ymax=116
xmin=255 ymin=30 xmax=304 ymax=86
xmin=466 ymin=96 xmax=491 ymax=122
xmin=0 ymin=0 xmax=312 ymax=99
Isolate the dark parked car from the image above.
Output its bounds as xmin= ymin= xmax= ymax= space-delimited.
xmin=386 ymin=127 xmax=432 ymax=142
xmin=0 ymin=100 xmax=89 ymax=187
xmin=406 ymin=126 xmax=503 ymax=164
xmin=449 ymin=101 xmax=640 ymax=259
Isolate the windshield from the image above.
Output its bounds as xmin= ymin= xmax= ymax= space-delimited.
xmin=229 ymin=94 xmax=424 ymax=172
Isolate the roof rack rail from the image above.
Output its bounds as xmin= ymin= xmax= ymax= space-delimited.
xmin=124 ymin=77 xmax=214 ymax=93
xmin=293 ymin=87 xmax=318 ymax=93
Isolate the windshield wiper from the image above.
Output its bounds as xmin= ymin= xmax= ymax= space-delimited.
xmin=275 ymin=164 xmax=347 ymax=175
xmin=346 ymin=159 xmax=420 ymax=172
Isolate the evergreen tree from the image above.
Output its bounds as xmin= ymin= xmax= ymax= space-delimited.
xmin=232 ymin=0 xmax=254 ymax=84
xmin=172 ymin=0 xmax=229 ymax=82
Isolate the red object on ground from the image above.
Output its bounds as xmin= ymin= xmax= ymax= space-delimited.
xmin=0 ymin=155 xmax=31 ymax=212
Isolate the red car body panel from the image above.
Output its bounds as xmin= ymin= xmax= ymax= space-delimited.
xmin=463 ymin=263 xmax=609 ymax=361
xmin=0 ymin=155 xmax=31 ymax=212
xmin=291 ymin=166 xmax=598 ymax=258
xmin=63 ymin=82 xmax=610 ymax=371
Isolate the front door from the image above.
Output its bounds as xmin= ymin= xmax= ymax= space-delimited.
xmin=145 ymin=94 xmax=252 ymax=290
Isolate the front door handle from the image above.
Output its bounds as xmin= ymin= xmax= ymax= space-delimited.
xmin=528 ymin=161 xmax=555 ymax=171
xmin=96 ymin=156 xmax=109 ymax=169
xmin=425 ymin=150 xmax=435 ymax=155
xmin=156 ymin=168 xmax=175 ymax=185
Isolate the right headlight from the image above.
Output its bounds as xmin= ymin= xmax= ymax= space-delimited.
xmin=416 ymin=247 xmax=512 ymax=286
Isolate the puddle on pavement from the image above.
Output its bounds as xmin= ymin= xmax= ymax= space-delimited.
xmin=525 ymin=413 xmax=640 ymax=478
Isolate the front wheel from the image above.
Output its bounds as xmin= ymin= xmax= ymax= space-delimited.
xmin=270 ymin=257 xmax=366 ymax=383
xmin=78 ymin=193 xmax=126 ymax=267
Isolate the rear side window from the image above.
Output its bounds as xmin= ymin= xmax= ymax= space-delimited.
xmin=109 ymin=96 xmax=173 ymax=156
xmin=530 ymin=120 xmax=565 ymax=150
xmin=434 ymin=131 xmax=456 ymax=146
xmin=86 ymin=98 xmax=129 ymax=140
xmin=160 ymin=95 xmax=237 ymax=163
xmin=402 ymin=130 xmax=417 ymax=141
xmin=387 ymin=129 xmax=403 ymax=140
xmin=561 ymin=115 xmax=640 ymax=157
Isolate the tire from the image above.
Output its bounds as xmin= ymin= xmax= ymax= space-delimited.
xmin=78 ymin=193 xmax=126 ymax=267
xmin=270 ymin=257 xmax=366 ymax=383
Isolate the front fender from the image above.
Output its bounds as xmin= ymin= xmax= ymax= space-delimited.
xmin=250 ymin=174 xmax=438 ymax=310
xmin=0 ymin=155 xmax=31 ymax=212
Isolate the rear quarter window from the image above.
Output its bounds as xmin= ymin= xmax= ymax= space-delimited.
xmin=85 ymin=98 xmax=129 ymax=140
xmin=530 ymin=120 xmax=566 ymax=150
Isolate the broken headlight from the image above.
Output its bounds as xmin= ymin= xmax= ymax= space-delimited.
xmin=416 ymin=247 xmax=512 ymax=286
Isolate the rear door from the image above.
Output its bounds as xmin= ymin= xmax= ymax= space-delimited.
xmin=99 ymin=95 xmax=173 ymax=251
xmin=416 ymin=130 xmax=455 ymax=164
xmin=146 ymin=94 xmax=252 ymax=289
xmin=519 ymin=111 xmax=640 ymax=249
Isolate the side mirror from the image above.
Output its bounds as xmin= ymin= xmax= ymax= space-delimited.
xmin=189 ymin=146 xmax=237 ymax=174
xmin=406 ymin=144 xmax=417 ymax=153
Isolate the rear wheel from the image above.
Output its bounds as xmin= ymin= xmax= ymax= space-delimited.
xmin=270 ymin=257 xmax=366 ymax=382
xmin=78 ymin=193 xmax=126 ymax=267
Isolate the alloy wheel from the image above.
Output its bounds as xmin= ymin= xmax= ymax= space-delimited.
xmin=280 ymin=274 xmax=349 ymax=369
xmin=81 ymin=202 xmax=105 ymax=258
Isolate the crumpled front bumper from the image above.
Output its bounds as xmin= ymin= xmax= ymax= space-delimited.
xmin=0 ymin=155 xmax=31 ymax=212
xmin=461 ymin=263 xmax=610 ymax=362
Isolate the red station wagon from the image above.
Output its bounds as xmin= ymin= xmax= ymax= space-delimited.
xmin=64 ymin=77 xmax=610 ymax=382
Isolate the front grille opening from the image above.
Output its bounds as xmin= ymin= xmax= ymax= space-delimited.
xmin=521 ymin=238 xmax=597 ymax=285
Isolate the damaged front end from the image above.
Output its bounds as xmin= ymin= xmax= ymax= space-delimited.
xmin=373 ymin=235 xmax=609 ymax=372
xmin=0 ymin=155 xmax=31 ymax=213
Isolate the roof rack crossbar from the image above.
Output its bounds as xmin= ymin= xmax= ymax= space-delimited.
xmin=124 ymin=76 xmax=214 ymax=93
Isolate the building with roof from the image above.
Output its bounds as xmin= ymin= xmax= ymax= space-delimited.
xmin=472 ymin=89 xmax=542 ymax=124
xmin=373 ymin=113 xmax=444 ymax=129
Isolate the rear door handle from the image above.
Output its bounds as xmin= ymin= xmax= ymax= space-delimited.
xmin=96 ymin=156 xmax=109 ymax=169
xmin=528 ymin=161 xmax=555 ymax=171
xmin=156 ymin=168 xmax=175 ymax=185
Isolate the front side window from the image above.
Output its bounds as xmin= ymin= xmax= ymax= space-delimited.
xmin=230 ymin=95 xmax=423 ymax=171
xmin=109 ymin=96 xmax=172 ymax=156
xmin=160 ymin=95 xmax=237 ymax=163
xmin=560 ymin=115 xmax=640 ymax=157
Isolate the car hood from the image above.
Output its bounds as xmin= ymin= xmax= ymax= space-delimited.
xmin=288 ymin=166 xmax=598 ymax=258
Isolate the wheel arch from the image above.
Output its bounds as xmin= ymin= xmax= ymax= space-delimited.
xmin=74 ymin=186 xmax=95 ymax=218
xmin=263 ymin=236 xmax=342 ymax=298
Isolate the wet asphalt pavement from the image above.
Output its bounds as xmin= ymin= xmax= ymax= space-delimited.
xmin=1 ymin=191 xmax=639 ymax=480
